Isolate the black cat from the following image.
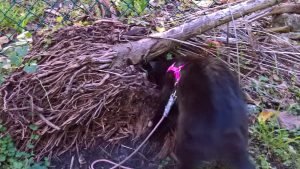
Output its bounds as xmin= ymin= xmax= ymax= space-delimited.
xmin=146 ymin=55 xmax=255 ymax=169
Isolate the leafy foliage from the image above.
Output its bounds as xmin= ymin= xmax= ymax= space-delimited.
xmin=0 ymin=124 xmax=50 ymax=169
xmin=251 ymin=115 xmax=300 ymax=169
xmin=114 ymin=0 xmax=148 ymax=17
xmin=0 ymin=31 xmax=35 ymax=84
xmin=0 ymin=1 xmax=46 ymax=33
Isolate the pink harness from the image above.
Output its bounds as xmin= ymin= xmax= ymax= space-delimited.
xmin=167 ymin=63 xmax=184 ymax=85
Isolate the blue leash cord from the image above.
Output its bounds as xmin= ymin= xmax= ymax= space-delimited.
xmin=163 ymin=91 xmax=177 ymax=117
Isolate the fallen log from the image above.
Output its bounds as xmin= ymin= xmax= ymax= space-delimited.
xmin=112 ymin=0 xmax=284 ymax=65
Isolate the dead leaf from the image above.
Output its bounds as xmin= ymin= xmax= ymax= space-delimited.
xmin=278 ymin=112 xmax=300 ymax=130
xmin=156 ymin=26 xmax=165 ymax=33
xmin=193 ymin=0 xmax=214 ymax=7
xmin=148 ymin=120 xmax=153 ymax=127
xmin=272 ymin=74 xmax=282 ymax=82
xmin=277 ymin=81 xmax=288 ymax=90
xmin=244 ymin=92 xmax=260 ymax=106
xmin=74 ymin=21 xmax=84 ymax=27
xmin=0 ymin=36 xmax=9 ymax=50
xmin=258 ymin=109 xmax=275 ymax=123
xmin=206 ymin=39 xmax=223 ymax=48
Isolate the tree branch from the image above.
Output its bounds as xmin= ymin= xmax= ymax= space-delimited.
xmin=112 ymin=0 xmax=284 ymax=65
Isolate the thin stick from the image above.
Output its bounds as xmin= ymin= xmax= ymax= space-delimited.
xmin=35 ymin=76 xmax=54 ymax=111
xmin=70 ymin=156 xmax=74 ymax=169
xmin=37 ymin=113 xmax=61 ymax=131
xmin=227 ymin=2 xmax=241 ymax=84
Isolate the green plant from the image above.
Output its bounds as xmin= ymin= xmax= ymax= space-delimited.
xmin=158 ymin=156 xmax=175 ymax=169
xmin=166 ymin=53 xmax=173 ymax=60
xmin=289 ymin=85 xmax=300 ymax=102
xmin=0 ymin=1 xmax=46 ymax=33
xmin=114 ymin=0 xmax=148 ymax=17
xmin=287 ymin=103 xmax=300 ymax=115
xmin=0 ymin=123 xmax=50 ymax=169
xmin=251 ymin=116 xmax=300 ymax=168
xmin=256 ymin=155 xmax=272 ymax=169
xmin=0 ymin=31 xmax=34 ymax=84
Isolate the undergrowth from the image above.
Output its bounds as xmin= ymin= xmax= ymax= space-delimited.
xmin=251 ymin=115 xmax=300 ymax=169
xmin=246 ymin=72 xmax=300 ymax=168
xmin=115 ymin=0 xmax=148 ymax=16
xmin=0 ymin=31 xmax=36 ymax=84
xmin=0 ymin=1 xmax=46 ymax=33
xmin=0 ymin=30 xmax=41 ymax=169
xmin=0 ymin=123 xmax=50 ymax=169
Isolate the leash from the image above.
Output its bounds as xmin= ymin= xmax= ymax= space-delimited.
xmin=90 ymin=62 xmax=183 ymax=169
xmin=90 ymin=92 xmax=177 ymax=169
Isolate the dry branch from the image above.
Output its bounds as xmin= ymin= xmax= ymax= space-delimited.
xmin=269 ymin=3 xmax=300 ymax=14
xmin=112 ymin=0 xmax=284 ymax=65
xmin=247 ymin=3 xmax=300 ymax=22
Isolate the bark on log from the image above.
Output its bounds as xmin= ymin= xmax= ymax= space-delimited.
xmin=269 ymin=3 xmax=300 ymax=15
xmin=247 ymin=3 xmax=300 ymax=22
xmin=112 ymin=0 xmax=283 ymax=66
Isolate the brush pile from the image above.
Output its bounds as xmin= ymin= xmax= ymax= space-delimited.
xmin=1 ymin=2 xmax=300 ymax=163
xmin=0 ymin=20 xmax=159 ymax=159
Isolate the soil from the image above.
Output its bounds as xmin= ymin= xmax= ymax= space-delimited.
xmin=50 ymin=137 xmax=176 ymax=169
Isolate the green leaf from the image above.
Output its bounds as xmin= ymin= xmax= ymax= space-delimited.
xmin=25 ymin=32 xmax=32 ymax=38
xmin=29 ymin=163 xmax=48 ymax=169
xmin=0 ymin=124 xmax=7 ymax=132
xmin=10 ymin=54 xmax=22 ymax=67
xmin=7 ymin=146 xmax=17 ymax=155
xmin=0 ymin=76 xmax=4 ymax=85
xmin=15 ymin=151 xmax=26 ymax=158
xmin=28 ymin=112 xmax=34 ymax=117
xmin=16 ymin=46 xmax=29 ymax=57
xmin=7 ymin=149 xmax=16 ymax=156
xmin=23 ymin=62 xmax=37 ymax=73
xmin=26 ymin=142 xmax=34 ymax=149
xmin=22 ymin=151 xmax=31 ymax=158
xmin=21 ymin=18 xmax=28 ymax=28
xmin=166 ymin=53 xmax=173 ymax=60
xmin=259 ymin=75 xmax=269 ymax=83
xmin=43 ymin=157 xmax=50 ymax=166
xmin=30 ymin=134 xmax=40 ymax=140
xmin=0 ymin=154 xmax=6 ymax=162
xmin=12 ymin=160 xmax=24 ymax=169
xmin=29 ymin=124 xmax=38 ymax=131
xmin=27 ymin=157 xmax=34 ymax=165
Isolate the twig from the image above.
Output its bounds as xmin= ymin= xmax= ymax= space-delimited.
xmin=3 ymin=90 xmax=8 ymax=110
xmin=66 ymin=66 xmax=87 ymax=95
xmin=70 ymin=156 xmax=74 ymax=169
xmin=35 ymin=76 xmax=54 ymax=111
xmin=37 ymin=113 xmax=61 ymax=131
xmin=227 ymin=2 xmax=241 ymax=84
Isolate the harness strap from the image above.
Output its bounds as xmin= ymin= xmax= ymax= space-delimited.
xmin=167 ymin=63 xmax=184 ymax=85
